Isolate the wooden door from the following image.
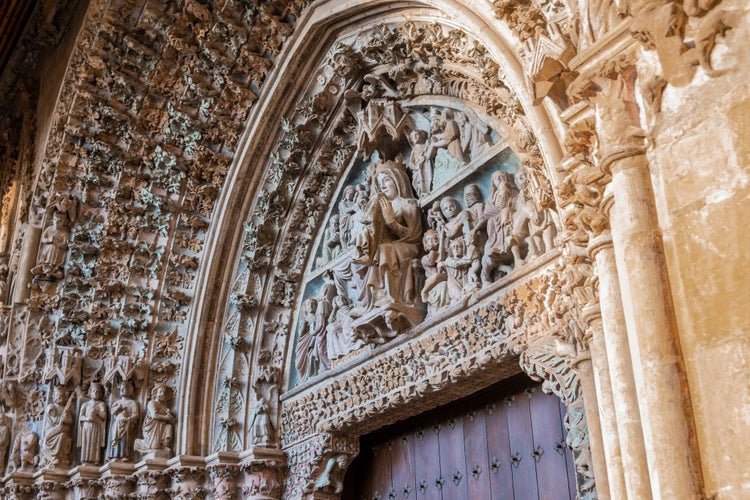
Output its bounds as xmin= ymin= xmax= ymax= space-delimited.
xmin=343 ymin=375 xmax=576 ymax=500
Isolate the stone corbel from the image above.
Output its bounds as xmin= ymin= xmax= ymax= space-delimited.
xmin=284 ymin=432 xmax=358 ymax=499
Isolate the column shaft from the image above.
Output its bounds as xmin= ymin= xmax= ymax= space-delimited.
xmin=608 ymin=153 xmax=701 ymax=498
xmin=591 ymin=235 xmax=652 ymax=499
xmin=576 ymin=358 xmax=611 ymax=500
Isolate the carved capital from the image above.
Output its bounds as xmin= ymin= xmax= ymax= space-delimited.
xmin=133 ymin=469 xmax=170 ymax=499
xmin=168 ymin=466 xmax=208 ymax=499
xmin=631 ymin=0 xmax=735 ymax=87
xmin=207 ymin=463 xmax=242 ymax=500
xmin=240 ymin=458 xmax=284 ymax=500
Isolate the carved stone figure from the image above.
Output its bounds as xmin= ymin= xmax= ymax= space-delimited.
xmin=420 ymin=229 xmax=440 ymax=280
xmin=407 ymin=129 xmax=432 ymax=198
xmin=314 ymin=454 xmax=349 ymax=495
xmin=42 ymin=386 xmax=75 ymax=467
xmin=109 ymin=381 xmax=139 ymax=461
xmin=482 ymin=170 xmax=516 ymax=283
xmin=249 ymin=398 xmax=274 ymax=447
xmin=0 ymin=409 xmax=11 ymax=472
xmin=427 ymin=109 xmax=465 ymax=163
xmin=459 ymin=184 xmax=486 ymax=288
xmin=0 ymin=259 xmax=8 ymax=303
xmin=509 ymin=170 xmax=539 ymax=265
xmin=10 ymin=430 xmax=37 ymax=472
xmin=326 ymin=295 xmax=361 ymax=361
xmin=352 ymin=158 xmax=421 ymax=309
xmin=78 ymin=383 xmax=107 ymax=465
xmin=437 ymin=196 xmax=465 ymax=249
xmin=528 ymin=206 xmax=558 ymax=259
xmin=456 ymin=112 xmax=490 ymax=160
xmin=135 ymin=384 xmax=174 ymax=454
xmin=337 ymin=186 xmax=358 ymax=248
xmin=424 ymin=202 xmax=442 ymax=233
xmin=295 ymin=298 xmax=323 ymax=381
xmin=31 ymin=212 xmax=71 ymax=280
xmin=321 ymin=215 xmax=342 ymax=263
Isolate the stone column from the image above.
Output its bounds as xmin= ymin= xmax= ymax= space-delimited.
xmin=580 ymin=304 xmax=627 ymax=500
xmin=571 ymin=351 xmax=614 ymax=500
xmin=589 ymin=230 xmax=652 ymax=499
xmin=594 ymin=68 xmax=702 ymax=498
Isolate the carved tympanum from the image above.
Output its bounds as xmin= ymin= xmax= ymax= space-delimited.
xmin=292 ymin=100 xmax=558 ymax=384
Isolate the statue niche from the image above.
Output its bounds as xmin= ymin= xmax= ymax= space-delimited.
xmin=292 ymin=97 xmax=559 ymax=385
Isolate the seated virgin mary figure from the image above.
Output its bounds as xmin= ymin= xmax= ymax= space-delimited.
xmin=352 ymin=157 xmax=422 ymax=310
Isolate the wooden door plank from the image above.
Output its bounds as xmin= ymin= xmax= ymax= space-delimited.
xmin=438 ymin=412 xmax=469 ymax=500
xmin=391 ymin=432 xmax=417 ymax=499
xmin=507 ymin=389 xmax=540 ymax=500
xmin=371 ymin=441 xmax=393 ymax=500
xmin=414 ymin=421 xmax=443 ymax=499
xmin=530 ymin=389 xmax=574 ymax=500
xmin=463 ymin=407 xmax=492 ymax=499
xmin=356 ymin=445 xmax=376 ymax=500
xmin=485 ymin=399 xmax=514 ymax=499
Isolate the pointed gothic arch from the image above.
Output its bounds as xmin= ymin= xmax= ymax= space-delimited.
xmin=177 ymin=3 xmax=598 ymax=497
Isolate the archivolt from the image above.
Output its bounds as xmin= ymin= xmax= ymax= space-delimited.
xmin=180 ymin=0 xmax=568 ymax=470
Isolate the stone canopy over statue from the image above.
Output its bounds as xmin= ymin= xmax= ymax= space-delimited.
xmin=293 ymin=98 xmax=559 ymax=384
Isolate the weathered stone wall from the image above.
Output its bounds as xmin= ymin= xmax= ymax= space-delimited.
xmin=644 ymin=2 xmax=750 ymax=496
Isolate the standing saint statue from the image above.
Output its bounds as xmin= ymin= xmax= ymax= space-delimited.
xmin=249 ymin=398 xmax=274 ymax=447
xmin=11 ymin=430 xmax=37 ymax=472
xmin=77 ymin=383 xmax=107 ymax=465
xmin=134 ymin=384 xmax=174 ymax=454
xmin=109 ymin=381 xmax=139 ymax=461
